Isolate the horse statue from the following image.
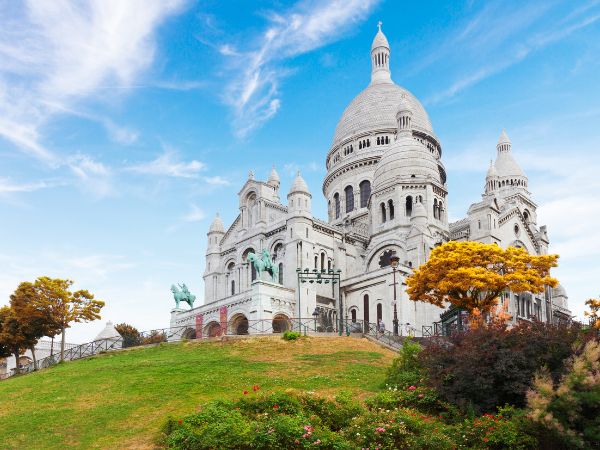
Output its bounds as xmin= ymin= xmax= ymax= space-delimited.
xmin=171 ymin=283 xmax=196 ymax=309
xmin=247 ymin=250 xmax=279 ymax=283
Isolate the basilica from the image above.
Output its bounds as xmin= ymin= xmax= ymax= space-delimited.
xmin=169 ymin=25 xmax=571 ymax=338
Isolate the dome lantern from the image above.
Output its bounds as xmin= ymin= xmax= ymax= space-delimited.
xmin=371 ymin=21 xmax=392 ymax=85
xmin=396 ymin=94 xmax=412 ymax=136
xmin=267 ymin=165 xmax=280 ymax=188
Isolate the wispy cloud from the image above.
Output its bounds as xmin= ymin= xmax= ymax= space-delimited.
xmin=0 ymin=0 xmax=187 ymax=160
xmin=426 ymin=2 xmax=600 ymax=103
xmin=216 ymin=0 xmax=380 ymax=138
xmin=127 ymin=150 xmax=206 ymax=178
xmin=68 ymin=154 xmax=114 ymax=198
xmin=183 ymin=204 xmax=206 ymax=222
xmin=0 ymin=177 xmax=58 ymax=195
xmin=204 ymin=175 xmax=230 ymax=186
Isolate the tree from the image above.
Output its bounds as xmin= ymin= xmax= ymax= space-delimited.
xmin=584 ymin=297 xmax=600 ymax=329
xmin=31 ymin=277 xmax=104 ymax=361
xmin=0 ymin=306 xmax=40 ymax=375
xmin=406 ymin=241 xmax=559 ymax=313
xmin=0 ymin=307 xmax=14 ymax=365
xmin=114 ymin=323 xmax=141 ymax=348
xmin=10 ymin=281 xmax=61 ymax=370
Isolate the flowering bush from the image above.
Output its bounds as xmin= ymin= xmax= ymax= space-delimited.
xmin=162 ymin=390 xmax=540 ymax=449
xmin=366 ymin=385 xmax=455 ymax=416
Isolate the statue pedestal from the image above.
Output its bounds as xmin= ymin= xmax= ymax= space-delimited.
xmin=170 ymin=308 xmax=185 ymax=330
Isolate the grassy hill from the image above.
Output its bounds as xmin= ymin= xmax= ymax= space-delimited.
xmin=0 ymin=336 xmax=395 ymax=449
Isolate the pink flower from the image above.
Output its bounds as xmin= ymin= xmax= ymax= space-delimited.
xmin=312 ymin=440 xmax=321 ymax=445
xmin=304 ymin=425 xmax=312 ymax=432
xmin=408 ymin=385 xmax=416 ymax=390
xmin=375 ymin=427 xmax=386 ymax=433
xmin=418 ymin=394 xmax=424 ymax=398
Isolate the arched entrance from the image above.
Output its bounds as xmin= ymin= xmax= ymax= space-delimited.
xmin=204 ymin=321 xmax=222 ymax=337
xmin=182 ymin=328 xmax=196 ymax=340
xmin=230 ymin=314 xmax=249 ymax=335
xmin=272 ymin=314 xmax=290 ymax=333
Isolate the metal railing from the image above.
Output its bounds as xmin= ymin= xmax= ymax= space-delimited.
xmin=2 ymin=318 xmax=421 ymax=380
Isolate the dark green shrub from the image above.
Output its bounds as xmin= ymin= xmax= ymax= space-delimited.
xmin=384 ymin=337 xmax=423 ymax=388
xmin=282 ymin=330 xmax=301 ymax=341
xmin=366 ymin=385 xmax=454 ymax=416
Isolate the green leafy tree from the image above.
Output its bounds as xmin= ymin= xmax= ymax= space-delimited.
xmin=31 ymin=277 xmax=104 ymax=361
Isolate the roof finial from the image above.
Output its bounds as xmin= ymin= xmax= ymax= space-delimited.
xmin=378 ymin=21 xmax=382 ymax=32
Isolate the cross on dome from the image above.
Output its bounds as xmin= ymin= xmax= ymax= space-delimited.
xmin=378 ymin=21 xmax=382 ymax=31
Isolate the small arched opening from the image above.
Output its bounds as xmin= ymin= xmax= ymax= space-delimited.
xmin=272 ymin=314 xmax=291 ymax=333
xmin=406 ymin=196 xmax=413 ymax=217
xmin=230 ymin=314 xmax=249 ymax=335
xmin=205 ymin=321 xmax=222 ymax=338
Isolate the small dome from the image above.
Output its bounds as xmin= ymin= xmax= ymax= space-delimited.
xmin=288 ymin=171 xmax=310 ymax=195
xmin=209 ymin=213 xmax=225 ymax=233
xmin=553 ymin=284 xmax=568 ymax=298
xmin=267 ymin=165 xmax=280 ymax=186
xmin=495 ymin=152 xmax=525 ymax=177
xmin=94 ymin=321 xmax=120 ymax=341
xmin=371 ymin=25 xmax=389 ymax=50
xmin=373 ymin=136 xmax=441 ymax=190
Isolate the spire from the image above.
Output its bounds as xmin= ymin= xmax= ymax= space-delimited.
xmin=208 ymin=213 xmax=225 ymax=233
xmin=288 ymin=171 xmax=310 ymax=196
xmin=496 ymin=129 xmax=511 ymax=153
xmin=396 ymin=94 xmax=412 ymax=136
xmin=370 ymin=22 xmax=391 ymax=85
xmin=486 ymin=159 xmax=498 ymax=178
xmin=267 ymin=164 xmax=280 ymax=188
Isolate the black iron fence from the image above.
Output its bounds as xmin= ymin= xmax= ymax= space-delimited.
xmin=2 ymin=318 xmax=424 ymax=380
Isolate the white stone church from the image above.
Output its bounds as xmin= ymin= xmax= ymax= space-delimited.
xmin=170 ymin=26 xmax=571 ymax=338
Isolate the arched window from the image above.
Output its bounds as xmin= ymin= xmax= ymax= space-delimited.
xmin=433 ymin=199 xmax=438 ymax=219
xmin=388 ymin=200 xmax=394 ymax=220
xmin=314 ymin=255 xmax=318 ymax=269
xmin=359 ymin=180 xmax=371 ymax=208
xmin=439 ymin=201 xmax=444 ymax=221
xmin=320 ymin=252 xmax=325 ymax=271
xmin=523 ymin=210 xmax=530 ymax=223
xmin=351 ymin=309 xmax=357 ymax=323
xmin=380 ymin=202 xmax=387 ymax=223
xmin=385 ymin=136 xmax=389 ymax=144
xmin=278 ymin=262 xmax=283 ymax=284
xmin=334 ymin=193 xmax=340 ymax=219
xmin=363 ymin=295 xmax=369 ymax=324
xmin=231 ymin=280 xmax=235 ymax=296
xmin=328 ymin=259 xmax=332 ymax=271
xmin=376 ymin=137 xmax=380 ymax=145
xmin=251 ymin=264 xmax=257 ymax=281
xmin=377 ymin=303 xmax=382 ymax=323
xmin=405 ymin=196 xmax=413 ymax=217
xmin=345 ymin=185 xmax=354 ymax=213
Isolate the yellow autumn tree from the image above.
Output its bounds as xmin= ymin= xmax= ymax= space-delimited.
xmin=406 ymin=241 xmax=559 ymax=313
xmin=584 ymin=297 xmax=600 ymax=329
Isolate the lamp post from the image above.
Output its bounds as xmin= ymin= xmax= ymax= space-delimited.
xmin=390 ymin=255 xmax=400 ymax=336
xmin=312 ymin=307 xmax=320 ymax=332
xmin=296 ymin=268 xmax=342 ymax=335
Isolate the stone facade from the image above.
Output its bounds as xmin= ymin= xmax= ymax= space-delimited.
xmin=169 ymin=26 xmax=570 ymax=337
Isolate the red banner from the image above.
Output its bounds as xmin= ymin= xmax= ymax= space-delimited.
xmin=219 ymin=306 xmax=228 ymax=335
xmin=195 ymin=314 xmax=203 ymax=339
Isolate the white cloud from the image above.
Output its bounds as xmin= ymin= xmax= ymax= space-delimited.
xmin=0 ymin=0 xmax=187 ymax=160
xmin=219 ymin=0 xmax=380 ymax=137
xmin=0 ymin=177 xmax=56 ymax=195
xmin=68 ymin=154 xmax=114 ymax=198
xmin=426 ymin=4 xmax=600 ymax=104
xmin=183 ymin=204 xmax=206 ymax=222
xmin=203 ymin=176 xmax=230 ymax=186
xmin=127 ymin=151 xmax=206 ymax=178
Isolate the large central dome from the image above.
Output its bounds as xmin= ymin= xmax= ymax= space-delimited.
xmin=332 ymin=83 xmax=433 ymax=146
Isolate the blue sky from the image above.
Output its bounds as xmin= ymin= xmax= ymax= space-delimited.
xmin=1 ymin=0 xmax=599 ymax=343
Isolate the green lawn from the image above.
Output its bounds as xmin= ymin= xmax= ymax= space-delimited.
xmin=0 ymin=336 xmax=395 ymax=449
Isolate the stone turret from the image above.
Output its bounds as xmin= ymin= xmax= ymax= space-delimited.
xmin=287 ymin=171 xmax=311 ymax=217
xmin=204 ymin=213 xmax=225 ymax=302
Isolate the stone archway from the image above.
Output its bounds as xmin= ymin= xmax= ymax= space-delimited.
xmin=272 ymin=314 xmax=290 ymax=333
xmin=182 ymin=328 xmax=196 ymax=340
xmin=204 ymin=321 xmax=222 ymax=338
xmin=230 ymin=314 xmax=249 ymax=335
